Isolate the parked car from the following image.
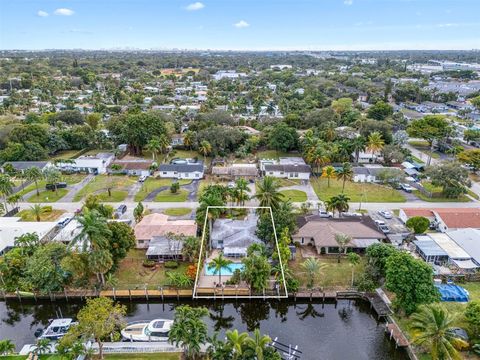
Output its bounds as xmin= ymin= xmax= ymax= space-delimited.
xmin=341 ymin=212 xmax=362 ymax=217
xmin=319 ymin=210 xmax=333 ymax=218
xmin=378 ymin=224 xmax=390 ymax=234
xmin=378 ymin=210 xmax=393 ymax=219
xmin=374 ymin=219 xmax=386 ymax=226
xmin=45 ymin=182 xmax=67 ymax=190
xmin=400 ymin=183 xmax=414 ymax=193
xmin=114 ymin=204 xmax=127 ymax=218
xmin=139 ymin=175 xmax=148 ymax=183
xmin=57 ymin=216 xmax=72 ymax=227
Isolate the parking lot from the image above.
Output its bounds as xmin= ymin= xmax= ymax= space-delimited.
xmin=369 ymin=210 xmax=410 ymax=246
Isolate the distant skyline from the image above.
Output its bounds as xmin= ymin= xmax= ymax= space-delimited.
xmin=1 ymin=0 xmax=480 ymax=51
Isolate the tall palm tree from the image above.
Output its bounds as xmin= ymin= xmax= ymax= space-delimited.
xmin=146 ymin=137 xmax=162 ymax=161
xmin=226 ymin=329 xmax=249 ymax=360
xmin=312 ymin=144 xmax=331 ymax=174
xmin=43 ymin=167 xmax=61 ymax=194
xmin=0 ymin=339 xmax=15 ymax=355
xmin=72 ymin=209 xmax=112 ymax=251
xmin=301 ymin=257 xmax=327 ymax=288
xmin=0 ymin=174 xmax=14 ymax=212
xmin=235 ymin=178 xmax=250 ymax=205
xmin=158 ymin=133 xmax=171 ymax=154
xmin=411 ymin=304 xmax=467 ymax=360
xmin=322 ymin=166 xmax=336 ymax=188
xmin=335 ymin=233 xmax=352 ymax=263
xmin=246 ymin=329 xmax=271 ymax=360
xmin=89 ymin=249 xmax=113 ymax=286
xmin=351 ymin=136 xmax=366 ymax=163
xmin=29 ymin=204 xmax=46 ymax=222
xmin=34 ymin=338 xmax=51 ymax=355
xmin=347 ymin=252 xmax=360 ymax=286
xmin=199 ymin=140 xmax=212 ymax=163
xmin=254 ymin=176 xmax=282 ymax=213
xmin=24 ymin=166 xmax=43 ymax=197
xmin=367 ymin=131 xmax=385 ymax=162
xmin=208 ymin=253 xmax=233 ymax=285
xmin=183 ymin=131 xmax=196 ymax=150
xmin=336 ymin=162 xmax=354 ymax=192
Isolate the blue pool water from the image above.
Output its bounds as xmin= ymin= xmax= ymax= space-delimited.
xmin=205 ymin=263 xmax=245 ymax=276
xmin=436 ymin=284 xmax=469 ymax=302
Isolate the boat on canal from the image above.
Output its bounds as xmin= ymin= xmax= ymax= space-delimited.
xmin=121 ymin=319 xmax=173 ymax=342
xmin=37 ymin=318 xmax=76 ymax=340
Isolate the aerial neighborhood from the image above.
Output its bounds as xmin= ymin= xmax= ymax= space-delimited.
xmin=2 ymin=48 xmax=480 ymax=360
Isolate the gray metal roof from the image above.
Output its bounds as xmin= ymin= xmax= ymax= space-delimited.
xmin=414 ymin=239 xmax=448 ymax=257
xmin=159 ymin=163 xmax=204 ymax=173
xmin=447 ymin=228 xmax=480 ymax=265
xmin=264 ymin=164 xmax=311 ymax=173
xmin=2 ymin=161 xmax=49 ymax=171
xmin=146 ymin=236 xmax=183 ymax=256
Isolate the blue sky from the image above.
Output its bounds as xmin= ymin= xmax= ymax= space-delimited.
xmin=1 ymin=0 xmax=479 ymax=50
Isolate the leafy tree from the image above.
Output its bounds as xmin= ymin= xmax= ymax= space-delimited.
xmin=52 ymin=110 xmax=85 ymax=125
xmin=273 ymin=227 xmax=291 ymax=268
xmin=458 ymin=149 xmax=480 ymax=172
xmin=65 ymin=297 xmax=126 ymax=360
xmin=465 ymin=300 xmax=480 ymax=334
xmin=83 ymin=194 xmax=114 ymax=218
xmin=256 ymin=201 xmax=296 ymax=243
xmin=106 ymin=221 xmax=135 ymax=270
xmin=133 ymin=201 xmax=144 ymax=223
xmin=367 ymin=101 xmax=393 ymax=121
xmin=24 ymin=166 xmax=43 ymax=197
xmin=170 ymin=181 xmax=180 ymax=194
xmin=14 ymin=232 xmax=40 ymax=255
xmin=347 ymin=252 xmax=360 ymax=287
xmin=0 ymin=248 xmax=28 ymax=291
xmin=208 ymin=253 xmax=233 ymax=285
xmin=169 ymin=305 xmax=209 ymax=360
xmin=334 ymin=233 xmax=352 ymax=263
xmin=406 ymin=216 xmax=430 ymax=234
xmin=86 ymin=113 xmax=102 ymax=130
xmin=0 ymin=339 xmax=15 ymax=355
xmin=426 ymin=161 xmax=470 ymax=198
xmin=470 ymin=95 xmax=480 ymax=110
xmin=268 ymin=122 xmax=299 ymax=152
xmin=407 ymin=115 xmax=452 ymax=166
xmin=365 ymin=243 xmax=398 ymax=282
xmin=385 ymin=251 xmax=440 ymax=315
xmin=0 ymin=174 xmax=14 ymax=212
xmin=242 ymin=247 xmax=271 ymax=292
xmin=226 ymin=329 xmax=249 ymax=360
xmin=182 ymin=236 xmax=199 ymax=262
xmin=43 ymin=167 xmax=62 ymax=193
xmin=463 ymin=129 xmax=480 ymax=143
xmin=301 ymin=257 xmax=326 ymax=289
xmin=411 ymin=304 xmax=467 ymax=360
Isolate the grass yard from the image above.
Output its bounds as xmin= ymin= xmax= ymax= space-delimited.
xmin=279 ymin=189 xmax=307 ymax=202
xmin=311 ymin=178 xmax=406 ymax=203
xmin=164 ymin=208 xmax=192 ymax=216
xmin=154 ymin=189 xmax=189 ymax=202
xmin=73 ymin=175 xmax=136 ymax=202
xmin=414 ymin=181 xmax=471 ymax=202
xmin=289 ymin=253 xmax=365 ymax=289
xmin=115 ymin=250 xmax=190 ymax=289
xmin=408 ymin=140 xmax=441 ymax=159
xmin=50 ymin=149 xmax=83 ymax=159
xmin=134 ymin=178 xmax=190 ymax=202
xmin=16 ymin=174 xmax=85 ymax=198
xmin=104 ymin=354 xmax=180 ymax=360
xmin=197 ymin=178 xmax=230 ymax=199
xmin=277 ymin=178 xmax=302 ymax=187
xmin=256 ymin=150 xmax=301 ymax=159
xmin=18 ymin=209 xmax=65 ymax=221
xmin=0 ymin=356 xmax=64 ymax=360
xmin=27 ymin=188 xmax=69 ymax=203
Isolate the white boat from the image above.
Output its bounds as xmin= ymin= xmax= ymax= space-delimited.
xmin=121 ymin=319 xmax=173 ymax=342
xmin=38 ymin=318 xmax=76 ymax=340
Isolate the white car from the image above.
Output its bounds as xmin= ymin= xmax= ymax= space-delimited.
xmin=378 ymin=210 xmax=393 ymax=219
xmin=374 ymin=219 xmax=386 ymax=226
xmin=400 ymin=183 xmax=414 ymax=193
xmin=378 ymin=224 xmax=390 ymax=234
xmin=139 ymin=175 xmax=148 ymax=183
xmin=319 ymin=210 xmax=333 ymax=218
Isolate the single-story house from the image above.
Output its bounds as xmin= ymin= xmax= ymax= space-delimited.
xmin=110 ymin=160 xmax=153 ymax=176
xmin=211 ymin=164 xmax=258 ymax=179
xmin=263 ymin=164 xmax=311 ymax=180
xmin=352 ymin=166 xmax=403 ymax=183
xmin=171 ymin=134 xmax=185 ymax=147
xmin=447 ymin=228 xmax=480 ymax=267
xmin=400 ymin=208 xmax=480 ymax=232
xmin=134 ymin=213 xmax=197 ymax=249
xmin=1 ymin=161 xmax=52 ymax=173
xmin=56 ymin=153 xmax=115 ymax=174
xmin=0 ymin=217 xmax=57 ymax=255
xmin=414 ymin=237 xmax=449 ymax=265
xmin=158 ymin=161 xmax=204 ymax=180
xmin=354 ymin=151 xmax=383 ymax=164
xmin=292 ymin=216 xmax=386 ymax=254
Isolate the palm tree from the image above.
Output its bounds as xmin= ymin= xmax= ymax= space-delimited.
xmin=411 ymin=304 xmax=467 ymax=360
xmin=226 ymin=329 xmax=249 ymax=360
xmin=336 ymin=162 xmax=354 ymax=192
xmin=334 ymin=233 xmax=352 ymax=263
xmin=301 ymin=257 xmax=327 ymax=288
xmin=0 ymin=339 xmax=15 ymax=355
xmin=347 ymin=252 xmax=360 ymax=286
xmin=367 ymin=131 xmax=385 ymax=162
xmin=29 ymin=204 xmax=46 ymax=222
xmin=312 ymin=143 xmax=331 ymax=174
xmin=72 ymin=209 xmax=112 ymax=251
xmin=34 ymin=338 xmax=51 ymax=355
xmin=158 ymin=133 xmax=171 ymax=154
xmin=43 ymin=167 xmax=62 ymax=194
xmin=146 ymin=136 xmax=162 ymax=161
xmin=199 ymin=140 xmax=212 ymax=163
xmin=89 ymin=249 xmax=113 ymax=286
xmin=322 ymin=166 xmax=336 ymax=187
xmin=24 ymin=166 xmax=44 ymax=197
xmin=208 ymin=253 xmax=233 ymax=285
xmin=183 ymin=131 xmax=196 ymax=150
xmin=326 ymin=194 xmax=350 ymax=217
xmin=246 ymin=329 xmax=271 ymax=360
xmin=0 ymin=174 xmax=14 ymax=212
xmin=351 ymin=136 xmax=366 ymax=163
xmin=235 ymin=178 xmax=250 ymax=205
xmin=254 ymin=176 xmax=282 ymax=212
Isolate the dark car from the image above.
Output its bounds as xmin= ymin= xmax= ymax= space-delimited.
xmin=45 ymin=182 xmax=67 ymax=190
xmin=114 ymin=204 xmax=127 ymax=218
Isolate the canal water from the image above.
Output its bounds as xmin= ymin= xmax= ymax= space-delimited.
xmin=0 ymin=298 xmax=408 ymax=360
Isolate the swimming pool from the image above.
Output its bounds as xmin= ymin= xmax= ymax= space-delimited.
xmin=205 ymin=263 xmax=244 ymax=276
xmin=435 ymin=284 xmax=469 ymax=302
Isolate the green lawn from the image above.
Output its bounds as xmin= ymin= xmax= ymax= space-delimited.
xmin=256 ymin=150 xmax=301 ymax=159
xmin=18 ymin=209 xmax=65 ymax=221
xmin=50 ymin=149 xmax=83 ymax=159
xmin=0 ymin=356 xmax=64 ymax=360
xmin=408 ymin=140 xmax=441 ymax=159
xmin=197 ymin=178 xmax=230 ymax=199
xmin=134 ymin=178 xmax=190 ymax=202
xmin=115 ymin=250 xmax=190 ymax=289
xmin=15 ymin=174 xmax=85 ymax=198
xmin=164 ymin=208 xmax=192 ymax=216
xmin=311 ymin=178 xmax=406 ymax=203
xmin=105 ymin=353 xmax=180 ymax=360
xmin=279 ymin=189 xmax=307 ymax=202
xmin=154 ymin=189 xmax=189 ymax=202
xmin=277 ymin=178 xmax=302 ymax=187
xmin=27 ymin=188 xmax=69 ymax=203
xmin=73 ymin=175 xmax=136 ymax=202
xmin=290 ymin=254 xmax=365 ymax=289
xmin=414 ymin=181 xmax=471 ymax=203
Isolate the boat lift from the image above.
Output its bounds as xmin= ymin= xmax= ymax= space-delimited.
xmin=270 ymin=337 xmax=302 ymax=360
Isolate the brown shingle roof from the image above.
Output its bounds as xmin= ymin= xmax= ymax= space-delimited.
xmin=134 ymin=213 xmax=197 ymax=240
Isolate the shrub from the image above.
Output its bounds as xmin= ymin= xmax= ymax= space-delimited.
xmin=42 ymin=205 xmax=53 ymax=213
xmin=226 ymin=269 xmax=242 ymax=285
xmin=165 ymin=261 xmax=179 ymax=269
xmin=186 ymin=264 xmax=197 ymax=280
xmin=142 ymin=259 xmax=156 ymax=268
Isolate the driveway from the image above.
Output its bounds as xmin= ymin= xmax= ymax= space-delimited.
xmin=62 ymin=174 xmax=95 ymax=202
xmin=126 ymin=181 xmax=143 ymax=201
xmin=143 ymin=180 xmax=199 ymax=202
xmin=278 ymin=182 xmax=319 ymax=203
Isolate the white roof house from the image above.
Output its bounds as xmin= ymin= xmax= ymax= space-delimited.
xmin=428 ymin=233 xmax=470 ymax=259
xmin=0 ymin=218 xmax=57 ymax=254
xmin=56 ymin=152 xmax=114 ymax=174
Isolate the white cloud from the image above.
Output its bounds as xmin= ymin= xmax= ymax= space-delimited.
xmin=344 ymin=0 xmax=353 ymax=5
xmin=37 ymin=10 xmax=48 ymax=17
xmin=54 ymin=8 xmax=75 ymax=16
xmin=185 ymin=2 xmax=205 ymax=11
xmin=234 ymin=20 xmax=249 ymax=28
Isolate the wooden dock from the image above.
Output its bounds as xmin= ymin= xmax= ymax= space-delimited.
xmin=386 ymin=323 xmax=409 ymax=347
xmin=364 ymin=292 xmax=393 ymax=316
